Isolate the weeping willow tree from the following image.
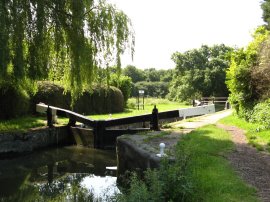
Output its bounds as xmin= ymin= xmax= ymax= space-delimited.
xmin=0 ymin=0 xmax=134 ymax=101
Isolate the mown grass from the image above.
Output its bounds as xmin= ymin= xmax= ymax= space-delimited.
xmin=219 ymin=114 xmax=270 ymax=151
xmin=183 ymin=125 xmax=258 ymax=201
xmin=0 ymin=116 xmax=70 ymax=133
xmin=0 ymin=116 xmax=47 ymax=133
xmin=88 ymin=98 xmax=189 ymax=120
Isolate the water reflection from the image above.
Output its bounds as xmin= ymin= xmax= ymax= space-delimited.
xmin=0 ymin=146 xmax=118 ymax=201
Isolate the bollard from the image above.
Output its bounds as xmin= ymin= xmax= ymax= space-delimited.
xmin=156 ymin=142 xmax=166 ymax=157
xmin=159 ymin=143 xmax=165 ymax=156
xmin=150 ymin=105 xmax=159 ymax=131
xmin=47 ymin=105 xmax=53 ymax=128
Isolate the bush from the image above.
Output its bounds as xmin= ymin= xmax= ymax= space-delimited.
xmin=0 ymin=82 xmax=30 ymax=119
xmin=109 ymin=74 xmax=132 ymax=105
xmin=249 ymin=99 xmax=270 ymax=129
xmin=74 ymin=86 xmax=124 ymax=114
xmin=32 ymin=82 xmax=124 ymax=114
xmin=117 ymin=145 xmax=193 ymax=202
xmin=31 ymin=81 xmax=71 ymax=112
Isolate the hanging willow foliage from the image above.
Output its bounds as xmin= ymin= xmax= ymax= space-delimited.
xmin=0 ymin=0 xmax=134 ymax=100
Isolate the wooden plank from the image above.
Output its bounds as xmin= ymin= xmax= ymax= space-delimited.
xmin=36 ymin=103 xmax=96 ymax=127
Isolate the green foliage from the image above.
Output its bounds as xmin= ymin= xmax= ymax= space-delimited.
xmin=169 ymin=44 xmax=233 ymax=102
xmin=262 ymin=0 xmax=270 ymax=29
xmin=32 ymin=81 xmax=71 ymax=112
xmin=118 ymin=125 xmax=258 ymax=201
xmin=32 ymin=81 xmax=124 ymax=115
xmin=226 ymin=26 xmax=269 ymax=119
xmin=133 ymin=81 xmax=169 ymax=98
xmin=74 ymin=85 xmax=124 ymax=114
xmin=0 ymin=0 xmax=134 ymax=102
xmin=117 ymin=149 xmax=193 ymax=202
xmin=249 ymin=99 xmax=270 ymax=129
xmin=123 ymin=65 xmax=145 ymax=83
xmin=0 ymin=81 xmax=30 ymax=120
xmin=109 ymin=74 xmax=132 ymax=105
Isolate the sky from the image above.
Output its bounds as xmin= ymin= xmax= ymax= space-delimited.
xmin=108 ymin=0 xmax=265 ymax=69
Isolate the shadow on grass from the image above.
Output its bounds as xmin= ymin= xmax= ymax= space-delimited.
xmin=174 ymin=125 xmax=259 ymax=202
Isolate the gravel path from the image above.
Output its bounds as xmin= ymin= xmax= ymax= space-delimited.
xmin=217 ymin=124 xmax=270 ymax=202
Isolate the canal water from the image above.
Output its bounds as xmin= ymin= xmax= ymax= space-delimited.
xmin=0 ymin=146 xmax=119 ymax=201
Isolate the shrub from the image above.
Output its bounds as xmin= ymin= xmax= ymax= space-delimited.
xmin=73 ymin=86 xmax=124 ymax=114
xmin=0 ymin=82 xmax=30 ymax=119
xmin=117 ymin=145 xmax=193 ymax=202
xmin=109 ymin=74 xmax=132 ymax=105
xmin=32 ymin=82 xmax=124 ymax=114
xmin=31 ymin=81 xmax=71 ymax=112
xmin=250 ymin=99 xmax=270 ymax=129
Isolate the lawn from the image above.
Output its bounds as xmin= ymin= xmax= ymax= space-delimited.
xmin=219 ymin=114 xmax=270 ymax=151
xmin=178 ymin=125 xmax=258 ymax=201
xmin=88 ymin=98 xmax=189 ymax=120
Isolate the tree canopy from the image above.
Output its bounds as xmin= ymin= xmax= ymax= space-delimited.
xmin=168 ymin=44 xmax=233 ymax=101
xmin=0 ymin=0 xmax=134 ymax=100
xmin=226 ymin=26 xmax=269 ymax=119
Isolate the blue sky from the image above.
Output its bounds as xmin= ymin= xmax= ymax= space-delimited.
xmin=108 ymin=0 xmax=264 ymax=69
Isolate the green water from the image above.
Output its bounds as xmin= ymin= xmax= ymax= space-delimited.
xmin=0 ymin=146 xmax=119 ymax=201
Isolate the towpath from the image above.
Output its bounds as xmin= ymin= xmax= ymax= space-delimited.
xmin=167 ymin=109 xmax=270 ymax=202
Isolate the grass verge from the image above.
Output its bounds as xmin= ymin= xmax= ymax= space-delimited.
xmin=219 ymin=114 xmax=270 ymax=151
xmin=118 ymin=125 xmax=258 ymax=201
xmin=0 ymin=116 xmax=69 ymax=133
xmin=183 ymin=125 xmax=258 ymax=201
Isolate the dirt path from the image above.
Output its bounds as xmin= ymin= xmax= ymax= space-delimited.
xmin=217 ymin=124 xmax=270 ymax=202
xmin=146 ymin=110 xmax=270 ymax=201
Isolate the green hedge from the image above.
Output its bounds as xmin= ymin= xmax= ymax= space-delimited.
xmin=31 ymin=81 xmax=71 ymax=112
xmin=0 ymin=81 xmax=124 ymax=119
xmin=32 ymin=82 xmax=124 ymax=114
xmin=0 ymin=82 xmax=30 ymax=119
xmin=74 ymin=86 xmax=124 ymax=114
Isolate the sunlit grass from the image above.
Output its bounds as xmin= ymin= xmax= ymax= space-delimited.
xmin=89 ymin=98 xmax=189 ymax=120
xmin=180 ymin=125 xmax=258 ymax=201
xmin=219 ymin=114 xmax=270 ymax=151
xmin=0 ymin=116 xmax=47 ymax=133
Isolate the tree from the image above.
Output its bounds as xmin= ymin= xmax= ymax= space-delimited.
xmin=0 ymin=0 xmax=134 ymax=101
xmin=109 ymin=74 xmax=132 ymax=105
xmin=123 ymin=65 xmax=145 ymax=83
xmin=168 ymin=44 xmax=233 ymax=102
xmin=262 ymin=0 xmax=270 ymax=29
xmin=226 ymin=26 xmax=269 ymax=119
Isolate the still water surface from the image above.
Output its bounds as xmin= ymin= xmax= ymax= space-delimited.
xmin=0 ymin=146 xmax=119 ymax=201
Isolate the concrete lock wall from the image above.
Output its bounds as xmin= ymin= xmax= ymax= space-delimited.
xmin=117 ymin=136 xmax=161 ymax=176
xmin=0 ymin=126 xmax=72 ymax=157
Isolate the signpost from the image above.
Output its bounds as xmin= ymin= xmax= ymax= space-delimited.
xmin=137 ymin=90 xmax=145 ymax=110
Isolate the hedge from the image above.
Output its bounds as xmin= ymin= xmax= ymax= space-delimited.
xmin=0 ymin=82 xmax=30 ymax=119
